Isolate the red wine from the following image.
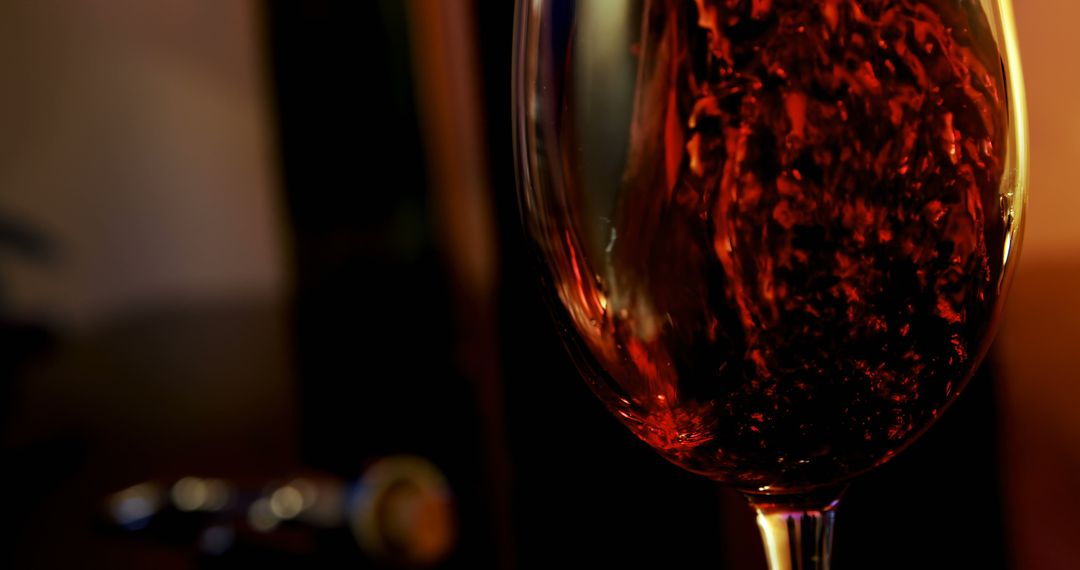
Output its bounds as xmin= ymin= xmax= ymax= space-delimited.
xmin=547 ymin=0 xmax=1011 ymax=492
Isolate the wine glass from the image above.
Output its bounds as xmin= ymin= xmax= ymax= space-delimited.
xmin=513 ymin=0 xmax=1027 ymax=567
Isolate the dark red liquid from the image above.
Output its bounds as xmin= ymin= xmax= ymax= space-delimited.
xmin=547 ymin=0 xmax=1010 ymax=492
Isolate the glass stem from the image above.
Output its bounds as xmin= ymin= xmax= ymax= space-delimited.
xmin=745 ymin=489 xmax=844 ymax=570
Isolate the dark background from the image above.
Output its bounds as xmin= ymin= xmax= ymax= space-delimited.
xmin=1 ymin=1 xmax=1066 ymax=568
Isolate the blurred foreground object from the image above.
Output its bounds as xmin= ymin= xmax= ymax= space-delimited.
xmin=105 ymin=456 xmax=456 ymax=568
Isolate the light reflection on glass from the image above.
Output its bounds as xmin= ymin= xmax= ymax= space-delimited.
xmin=198 ymin=525 xmax=235 ymax=556
xmin=269 ymin=485 xmax=304 ymax=520
xmin=247 ymin=497 xmax=279 ymax=533
xmin=107 ymin=482 xmax=163 ymax=530
xmin=289 ymin=477 xmax=318 ymax=511
xmin=171 ymin=477 xmax=208 ymax=512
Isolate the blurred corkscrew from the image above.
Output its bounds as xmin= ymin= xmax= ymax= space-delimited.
xmin=104 ymin=456 xmax=456 ymax=568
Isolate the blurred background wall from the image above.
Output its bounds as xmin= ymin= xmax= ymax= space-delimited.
xmin=0 ymin=3 xmax=296 ymax=568
xmin=998 ymin=5 xmax=1080 ymax=569
xmin=1012 ymin=3 xmax=1080 ymax=261
xmin=0 ymin=0 xmax=285 ymax=328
